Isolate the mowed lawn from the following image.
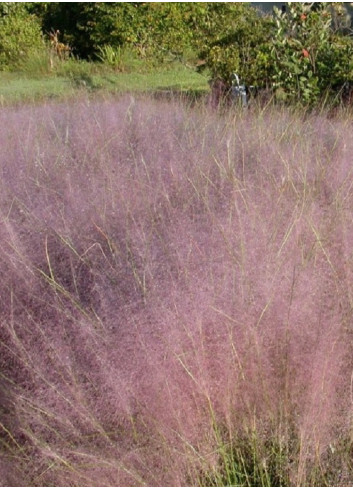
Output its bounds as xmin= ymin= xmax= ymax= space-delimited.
xmin=0 ymin=65 xmax=210 ymax=105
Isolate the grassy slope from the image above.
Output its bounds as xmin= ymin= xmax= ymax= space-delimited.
xmin=0 ymin=65 xmax=210 ymax=105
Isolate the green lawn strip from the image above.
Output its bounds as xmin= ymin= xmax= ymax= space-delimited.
xmin=103 ymin=67 xmax=209 ymax=92
xmin=0 ymin=75 xmax=74 ymax=104
xmin=0 ymin=67 xmax=210 ymax=105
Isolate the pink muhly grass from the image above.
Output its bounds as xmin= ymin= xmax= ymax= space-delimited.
xmin=0 ymin=96 xmax=353 ymax=485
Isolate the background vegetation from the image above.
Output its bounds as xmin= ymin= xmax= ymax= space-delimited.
xmin=0 ymin=2 xmax=353 ymax=105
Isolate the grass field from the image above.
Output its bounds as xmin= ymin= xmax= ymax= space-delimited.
xmin=1 ymin=93 xmax=353 ymax=486
xmin=0 ymin=64 xmax=209 ymax=105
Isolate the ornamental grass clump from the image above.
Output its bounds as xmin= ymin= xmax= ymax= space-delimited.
xmin=1 ymin=96 xmax=353 ymax=485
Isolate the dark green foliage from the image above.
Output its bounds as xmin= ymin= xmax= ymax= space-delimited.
xmin=36 ymin=3 xmax=197 ymax=60
xmin=36 ymin=3 xmax=211 ymax=61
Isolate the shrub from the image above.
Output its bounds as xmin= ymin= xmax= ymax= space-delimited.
xmin=270 ymin=2 xmax=353 ymax=104
xmin=200 ymin=2 xmax=353 ymax=106
xmin=196 ymin=3 xmax=273 ymax=88
xmin=0 ymin=3 xmax=45 ymax=70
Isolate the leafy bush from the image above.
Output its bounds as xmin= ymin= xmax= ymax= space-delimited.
xmin=0 ymin=3 xmax=45 ymax=70
xmin=197 ymin=2 xmax=353 ymax=106
xmin=195 ymin=3 xmax=273 ymax=88
xmin=270 ymin=2 xmax=353 ymax=104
